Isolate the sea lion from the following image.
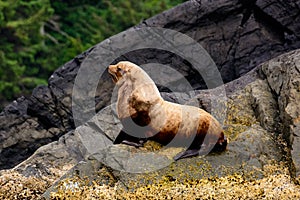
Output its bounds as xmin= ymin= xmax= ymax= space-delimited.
xmin=108 ymin=61 xmax=227 ymax=160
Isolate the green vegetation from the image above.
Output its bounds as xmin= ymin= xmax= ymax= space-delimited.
xmin=0 ymin=0 xmax=185 ymax=107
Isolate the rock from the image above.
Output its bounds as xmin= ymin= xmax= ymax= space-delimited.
xmin=13 ymin=130 xmax=86 ymax=178
xmin=261 ymin=49 xmax=300 ymax=179
xmin=1 ymin=2 xmax=300 ymax=198
xmin=47 ymin=47 xmax=96 ymax=130
xmin=0 ymin=97 xmax=60 ymax=169
xmin=1 ymin=0 xmax=300 ymax=170
xmin=141 ymin=0 xmax=300 ymax=81
xmin=248 ymin=79 xmax=279 ymax=132
xmin=0 ymin=48 xmax=96 ymax=169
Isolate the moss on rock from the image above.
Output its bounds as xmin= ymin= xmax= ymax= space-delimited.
xmin=49 ymin=163 xmax=300 ymax=200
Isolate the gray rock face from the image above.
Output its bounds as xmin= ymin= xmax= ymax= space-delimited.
xmin=0 ymin=97 xmax=61 ymax=169
xmin=260 ymin=50 xmax=300 ymax=178
xmin=1 ymin=0 xmax=300 ymax=173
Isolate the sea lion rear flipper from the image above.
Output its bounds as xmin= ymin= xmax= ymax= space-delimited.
xmin=173 ymin=149 xmax=200 ymax=161
xmin=114 ymin=129 xmax=146 ymax=147
xmin=211 ymin=136 xmax=228 ymax=152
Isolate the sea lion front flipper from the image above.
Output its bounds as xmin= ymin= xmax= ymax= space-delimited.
xmin=114 ymin=129 xmax=147 ymax=148
xmin=173 ymin=149 xmax=200 ymax=161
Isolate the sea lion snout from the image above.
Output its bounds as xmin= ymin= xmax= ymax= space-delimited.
xmin=108 ymin=61 xmax=135 ymax=83
xmin=108 ymin=65 xmax=118 ymax=83
xmin=108 ymin=64 xmax=126 ymax=83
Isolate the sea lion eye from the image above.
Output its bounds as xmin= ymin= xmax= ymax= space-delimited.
xmin=117 ymin=67 xmax=126 ymax=75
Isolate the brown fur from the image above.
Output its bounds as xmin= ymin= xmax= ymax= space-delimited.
xmin=108 ymin=61 xmax=227 ymax=160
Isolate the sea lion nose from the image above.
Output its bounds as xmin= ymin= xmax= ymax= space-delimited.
xmin=108 ymin=65 xmax=116 ymax=73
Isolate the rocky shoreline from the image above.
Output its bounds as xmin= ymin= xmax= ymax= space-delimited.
xmin=1 ymin=0 xmax=300 ymax=199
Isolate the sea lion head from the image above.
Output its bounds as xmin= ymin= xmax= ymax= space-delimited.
xmin=108 ymin=61 xmax=163 ymax=119
xmin=108 ymin=61 xmax=142 ymax=86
